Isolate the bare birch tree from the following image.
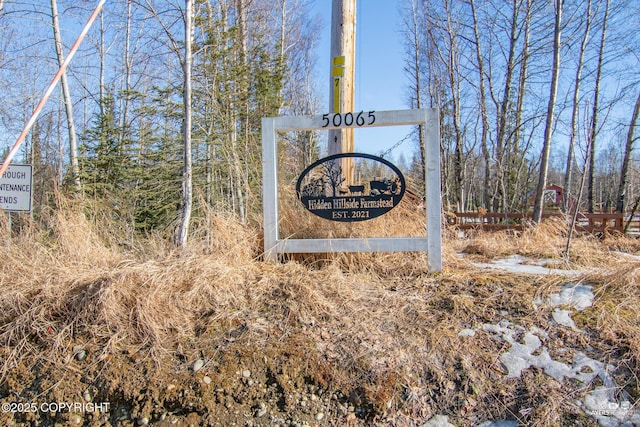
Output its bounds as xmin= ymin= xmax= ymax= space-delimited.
xmin=442 ymin=2 xmax=465 ymax=211
xmin=142 ymin=0 xmax=194 ymax=246
xmin=492 ymin=0 xmax=520 ymax=212
xmin=51 ymin=0 xmax=80 ymax=189
xmin=563 ymin=0 xmax=592 ymax=212
xmin=176 ymin=0 xmax=193 ymax=248
xmin=401 ymin=0 xmax=426 ymax=182
xmin=533 ymin=0 xmax=562 ymax=223
xmin=616 ymin=90 xmax=640 ymax=212
xmin=587 ymin=0 xmax=610 ymax=213
xmin=468 ymin=0 xmax=491 ymax=209
xmin=403 ymin=0 xmax=425 ymax=184
xmin=507 ymin=0 xmax=532 ymax=212
xmin=424 ymin=0 xmax=465 ymax=210
xmin=119 ymin=0 xmax=133 ymax=145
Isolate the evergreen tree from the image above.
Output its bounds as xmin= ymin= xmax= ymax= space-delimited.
xmin=80 ymin=92 xmax=128 ymax=198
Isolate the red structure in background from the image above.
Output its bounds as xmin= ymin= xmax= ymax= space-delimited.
xmin=528 ymin=184 xmax=578 ymax=213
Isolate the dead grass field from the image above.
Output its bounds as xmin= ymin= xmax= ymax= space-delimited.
xmin=0 ymin=198 xmax=639 ymax=426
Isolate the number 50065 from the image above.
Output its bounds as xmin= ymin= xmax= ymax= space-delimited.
xmin=321 ymin=111 xmax=376 ymax=128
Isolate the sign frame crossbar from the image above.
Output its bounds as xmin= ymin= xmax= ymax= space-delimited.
xmin=261 ymin=108 xmax=442 ymax=271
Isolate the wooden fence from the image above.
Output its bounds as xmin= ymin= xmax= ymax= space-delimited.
xmin=446 ymin=211 xmax=640 ymax=235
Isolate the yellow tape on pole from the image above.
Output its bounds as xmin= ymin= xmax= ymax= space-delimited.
xmin=331 ymin=55 xmax=344 ymax=114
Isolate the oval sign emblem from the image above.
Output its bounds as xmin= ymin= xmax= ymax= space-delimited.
xmin=296 ymin=153 xmax=406 ymax=222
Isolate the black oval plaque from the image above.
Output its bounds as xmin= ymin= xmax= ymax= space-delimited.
xmin=296 ymin=153 xmax=406 ymax=222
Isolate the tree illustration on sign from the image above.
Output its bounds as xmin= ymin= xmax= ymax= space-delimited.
xmin=321 ymin=158 xmax=345 ymax=197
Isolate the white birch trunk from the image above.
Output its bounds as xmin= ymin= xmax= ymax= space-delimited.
xmin=177 ymin=0 xmax=193 ymax=248
xmin=616 ymin=90 xmax=640 ymax=212
xmin=587 ymin=0 xmax=610 ymax=213
xmin=51 ymin=0 xmax=80 ymax=189
xmin=470 ymin=0 xmax=491 ymax=209
xmin=563 ymin=0 xmax=592 ymax=212
xmin=532 ymin=0 xmax=562 ymax=223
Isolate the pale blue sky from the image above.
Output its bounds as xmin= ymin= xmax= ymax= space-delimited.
xmin=311 ymin=0 xmax=416 ymax=163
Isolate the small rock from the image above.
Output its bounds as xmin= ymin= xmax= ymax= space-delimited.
xmin=137 ymin=417 xmax=149 ymax=426
xmin=83 ymin=389 xmax=92 ymax=402
xmin=315 ymin=412 xmax=324 ymax=421
xmin=203 ymin=376 xmax=212 ymax=385
xmin=167 ymin=384 xmax=176 ymax=391
xmin=193 ymin=359 xmax=205 ymax=372
xmin=242 ymin=369 xmax=251 ymax=378
xmin=116 ymin=407 xmax=130 ymax=421
xmin=421 ymin=414 xmax=455 ymax=427
xmin=255 ymin=402 xmax=267 ymax=417
xmin=73 ymin=345 xmax=87 ymax=361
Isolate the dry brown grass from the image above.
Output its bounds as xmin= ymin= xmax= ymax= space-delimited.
xmin=449 ymin=215 xmax=636 ymax=271
xmin=1 ymin=198 xmax=639 ymax=426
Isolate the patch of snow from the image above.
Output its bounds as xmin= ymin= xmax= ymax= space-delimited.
xmin=611 ymin=251 xmax=640 ymax=262
xmin=421 ymin=414 xmax=456 ymax=427
xmin=529 ymin=326 xmax=549 ymax=339
xmin=544 ymin=284 xmax=594 ymax=331
xmin=546 ymin=284 xmax=594 ymax=311
xmin=552 ymin=308 xmax=578 ymax=329
xmin=480 ymin=312 xmax=640 ymax=426
xmin=481 ymin=320 xmax=523 ymax=343
xmin=477 ymin=421 xmax=518 ymax=427
xmin=458 ymin=328 xmax=476 ymax=337
xmin=498 ymin=254 xmax=527 ymax=264
xmin=534 ymin=258 xmax=557 ymax=266
xmin=487 ymin=322 xmax=612 ymax=383
xmin=472 ymin=254 xmax=583 ymax=276
xmin=459 ymin=278 xmax=638 ymax=426
xmin=496 ymin=331 xmax=599 ymax=382
xmin=532 ymin=296 xmax=544 ymax=310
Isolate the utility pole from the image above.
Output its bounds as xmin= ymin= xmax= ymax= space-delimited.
xmin=328 ymin=0 xmax=356 ymax=185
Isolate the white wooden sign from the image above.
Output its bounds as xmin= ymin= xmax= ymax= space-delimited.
xmin=261 ymin=108 xmax=442 ymax=271
xmin=0 ymin=164 xmax=33 ymax=212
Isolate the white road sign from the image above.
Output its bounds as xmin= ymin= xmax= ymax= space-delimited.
xmin=0 ymin=164 xmax=33 ymax=212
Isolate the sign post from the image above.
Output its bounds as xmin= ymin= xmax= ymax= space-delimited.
xmin=0 ymin=164 xmax=33 ymax=212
